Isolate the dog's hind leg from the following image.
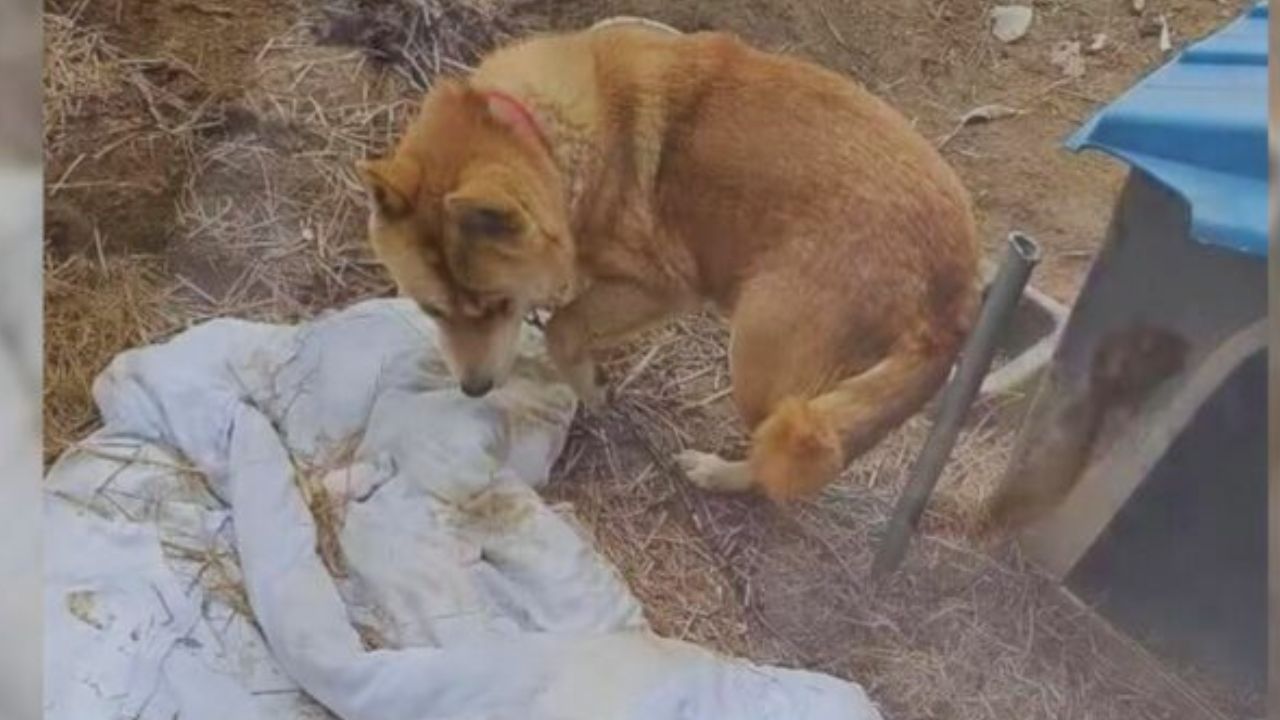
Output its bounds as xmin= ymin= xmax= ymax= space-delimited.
xmin=675 ymin=450 xmax=753 ymax=493
xmin=747 ymin=347 xmax=952 ymax=501
xmin=678 ymin=331 xmax=952 ymax=499
xmin=675 ymin=259 xmax=969 ymax=499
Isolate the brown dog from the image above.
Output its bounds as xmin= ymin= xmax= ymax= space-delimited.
xmin=357 ymin=25 xmax=979 ymax=501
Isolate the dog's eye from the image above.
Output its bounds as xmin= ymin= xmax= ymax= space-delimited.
xmin=419 ymin=303 xmax=445 ymax=319
xmin=458 ymin=207 xmax=519 ymax=239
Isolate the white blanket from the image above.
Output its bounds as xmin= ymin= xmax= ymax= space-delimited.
xmin=44 ymin=299 xmax=882 ymax=720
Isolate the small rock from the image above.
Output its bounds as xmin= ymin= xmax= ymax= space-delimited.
xmin=959 ymin=104 xmax=1023 ymax=125
xmin=1086 ymin=32 xmax=1108 ymax=53
xmin=937 ymin=104 xmax=1023 ymax=148
xmin=991 ymin=5 xmax=1034 ymax=43
xmin=1131 ymin=0 xmax=1146 ymax=15
xmin=1050 ymin=40 xmax=1086 ymax=78
xmin=1158 ymin=14 xmax=1173 ymax=52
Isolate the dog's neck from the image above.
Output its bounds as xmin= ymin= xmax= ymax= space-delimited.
xmin=482 ymin=89 xmax=604 ymax=231
xmin=520 ymin=96 xmax=601 ymax=220
xmin=470 ymin=40 xmax=619 ymax=229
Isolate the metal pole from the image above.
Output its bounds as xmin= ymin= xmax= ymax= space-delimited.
xmin=872 ymin=233 xmax=1041 ymax=577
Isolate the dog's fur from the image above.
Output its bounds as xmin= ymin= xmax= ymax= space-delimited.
xmin=358 ymin=26 xmax=980 ymax=500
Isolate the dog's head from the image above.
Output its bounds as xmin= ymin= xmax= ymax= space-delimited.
xmin=357 ymin=80 xmax=573 ymax=397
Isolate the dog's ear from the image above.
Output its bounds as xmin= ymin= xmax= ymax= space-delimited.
xmin=356 ymin=157 xmax=420 ymax=219
xmin=444 ymin=187 xmax=527 ymax=243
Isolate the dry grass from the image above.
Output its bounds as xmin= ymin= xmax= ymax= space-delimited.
xmin=42 ymin=13 xmax=125 ymax=150
xmin=41 ymin=2 xmax=1257 ymax=719
xmin=316 ymin=0 xmax=526 ymax=89
xmin=292 ymin=435 xmax=366 ymax=582
xmin=166 ymin=20 xmax=415 ymax=322
xmin=43 ymin=254 xmax=176 ymax=460
xmin=43 ymin=12 xmax=185 ymax=459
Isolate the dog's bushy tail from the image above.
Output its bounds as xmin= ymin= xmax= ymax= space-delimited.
xmin=749 ymin=347 xmax=953 ymax=502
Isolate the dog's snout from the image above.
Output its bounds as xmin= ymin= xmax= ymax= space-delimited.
xmin=460 ymin=378 xmax=494 ymax=398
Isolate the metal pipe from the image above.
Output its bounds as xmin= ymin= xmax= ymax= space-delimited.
xmin=872 ymin=233 xmax=1042 ymax=577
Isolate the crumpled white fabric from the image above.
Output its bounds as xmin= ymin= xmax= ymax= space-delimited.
xmin=44 ymin=299 xmax=883 ymax=720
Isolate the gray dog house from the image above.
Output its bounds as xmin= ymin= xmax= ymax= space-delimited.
xmin=996 ymin=4 xmax=1268 ymax=698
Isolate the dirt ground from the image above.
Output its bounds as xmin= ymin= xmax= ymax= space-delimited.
xmin=43 ymin=0 xmax=1261 ymax=718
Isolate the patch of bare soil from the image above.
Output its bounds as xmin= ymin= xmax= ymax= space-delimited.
xmin=70 ymin=0 xmax=295 ymax=93
xmin=42 ymin=0 xmax=1261 ymax=717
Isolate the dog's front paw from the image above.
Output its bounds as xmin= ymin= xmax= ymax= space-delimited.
xmin=562 ymin=360 xmax=608 ymax=411
xmin=576 ymin=377 xmax=609 ymax=412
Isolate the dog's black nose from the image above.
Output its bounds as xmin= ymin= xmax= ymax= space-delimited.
xmin=460 ymin=379 xmax=494 ymax=398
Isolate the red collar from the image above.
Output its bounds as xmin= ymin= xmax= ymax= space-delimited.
xmin=481 ymin=90 xmax=551 ymax=154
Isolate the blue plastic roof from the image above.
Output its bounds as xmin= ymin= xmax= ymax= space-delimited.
xmin=1065 ymin=2 xmax=1269 ymax=258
